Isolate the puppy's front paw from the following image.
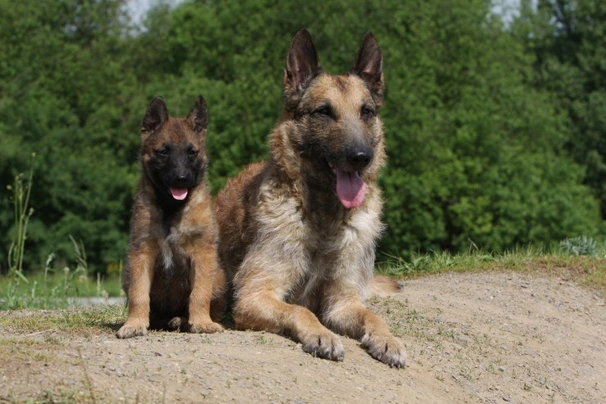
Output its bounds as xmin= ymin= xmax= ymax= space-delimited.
xmin=116 ymin=320 xmax=148 ymax=339
xmin=362 ymin=333 xmax=407 ymax=368
xmin=188 ymin=321 xmax=224 ymax=334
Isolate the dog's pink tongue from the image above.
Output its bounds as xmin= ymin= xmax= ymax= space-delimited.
xmin=336 ymin=170 xmax=366 ymax=209
xmin=170 ymin=187 xmax=188 ymax=201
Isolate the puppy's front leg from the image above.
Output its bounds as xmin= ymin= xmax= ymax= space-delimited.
xmin=116 ymin=246 xmax=155 ymax=339
xmin=187 ymin=242 xmax=224 ymax=334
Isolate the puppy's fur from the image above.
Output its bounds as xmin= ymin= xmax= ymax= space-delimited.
xmin=116 ymin=96 xmax=226 ymax=339
xmin=215 ymin=30 xmax=406 ymax=367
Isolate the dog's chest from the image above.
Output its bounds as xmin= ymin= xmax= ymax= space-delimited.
xmin=305 ymin=205 xmax=380 ymax=251
xmin=155 ymin=217 xmax=192 ymax=274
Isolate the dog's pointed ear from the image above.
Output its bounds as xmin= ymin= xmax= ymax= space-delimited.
xmin=142 ymin=97 xmax=169 ymax=135
xmin=283 ymin=29 xmax=322 ymax=109
xmin=351 ymin=32 xmax=384 ymax=106
xmin=186 ymin=95 xmax=208 ymax=135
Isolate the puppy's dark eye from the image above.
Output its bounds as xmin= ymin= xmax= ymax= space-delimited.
xmin=155 ymin=147 xmax=169 ymax=156
xmin=361 ymin=105 xmax=376 ymax=120
xmin=188 ymin=148 xmax=198 ymax=157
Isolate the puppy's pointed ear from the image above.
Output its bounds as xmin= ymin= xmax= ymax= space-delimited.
xmin=283 ymin=29 xmax=322 ymax=109
xmin=186 ymin=95 xmax=208 ymax=135
xmin=142 ymin=97 xmax=169 ymax=135
xmin=351 ymin=32 xmax=384 ymax=106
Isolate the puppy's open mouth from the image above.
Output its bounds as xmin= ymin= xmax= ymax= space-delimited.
xmin=170 ymin=187 xmax=189 ymax=201
xmin=329 ymin=162 xmax=366 ymax=209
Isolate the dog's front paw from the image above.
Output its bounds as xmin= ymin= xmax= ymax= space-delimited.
xmin=300 ymin=330 xmax=345 ymax=361
xmin=361 ymin=334 xmax=407 ymax=368
xmin=116 ymin=320 xmax=148 ymax=339
xmin=188 ymin=321 xmax=224 ymax=334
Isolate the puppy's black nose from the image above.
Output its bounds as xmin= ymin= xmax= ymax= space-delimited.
xmin=347 ymin=148 xmax=373 ymax=171
xmin=173 ymin=173 xmax=191 ymax=188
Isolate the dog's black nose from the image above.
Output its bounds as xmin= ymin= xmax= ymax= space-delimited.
xmin=173 ymin=173 xmax=191 ymax=188
xmin=347 ymin=148 xmax=373 ymax=171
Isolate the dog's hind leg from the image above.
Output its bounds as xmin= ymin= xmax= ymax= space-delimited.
xmin=166 ymin=316 xmax=187 ymax=331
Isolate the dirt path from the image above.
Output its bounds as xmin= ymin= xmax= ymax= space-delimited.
xmin=1 ymin=271 xmax=605 ymax=403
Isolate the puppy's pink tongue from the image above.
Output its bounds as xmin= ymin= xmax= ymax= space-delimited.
xmin=170 ymin=187 xmax=188 ymax=200
xmin=336 ymin=170 xmax=366 ymax=209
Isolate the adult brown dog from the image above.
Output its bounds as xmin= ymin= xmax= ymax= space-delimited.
xmin=116 ymin=96 xmax=226 ymax=339
xmin=215 ymin=30 xmax=406 ymax=367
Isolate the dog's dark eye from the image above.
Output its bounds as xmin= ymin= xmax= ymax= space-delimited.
xmin=312 ymin=105 xmax=332 ymax=117
xmin=155 ymin=147 xmax=169 ymax=156
xmin=361 ymin=105 xmax=376 ymax=120
xmin=188 ymin=148 xmax=198 ymax=158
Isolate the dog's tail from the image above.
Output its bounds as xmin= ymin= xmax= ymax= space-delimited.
xmin=368 ymin=274 xmax=402 ymax=297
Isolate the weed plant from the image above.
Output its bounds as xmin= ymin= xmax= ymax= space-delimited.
xmin=1 ymin=161 xmax=121 ymax=309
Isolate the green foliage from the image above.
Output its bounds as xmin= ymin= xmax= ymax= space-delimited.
xmin=374 ymin=0 xmax=600 ymax=257
xmin=0 ymin=0 xmax=603 ymax=273
xmin=513 ymin=0 xmax=606 ymax=217
xmin=0 ymin=0 xmax=138 ymax=273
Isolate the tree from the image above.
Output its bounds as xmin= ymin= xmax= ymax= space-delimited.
xmin=0 ymin=0 xmax=600 ymax=274
xmin=514 ymin=0 xmax=606 ymax=218
xmin=0 ymin=0 xmax=139 ymax=273
xmin=147 ymin=0 xmax=600 ymax=258
xmin=368 ymin=0 xmax=600 ymax=256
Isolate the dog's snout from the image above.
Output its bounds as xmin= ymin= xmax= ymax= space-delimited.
xmin=347 ymin=148 xmax=373 ymax=171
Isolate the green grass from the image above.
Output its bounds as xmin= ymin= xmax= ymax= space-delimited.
xmin=0 ymin=244 xmax=122 ymax=310
xmin=0 ymin=304 xmax=125 ymax=335
xmin=377 ymin=241 xmax=606 ymax=295
xmin=2 ymin=269 xmax=122 ymax=298
xmin=2 ymin=240 xmax=604 ymax=311
xmin=0 ymin=270 xmax=122 ymax=308
xmin=0 ymin=242 xmax=123 ymax=310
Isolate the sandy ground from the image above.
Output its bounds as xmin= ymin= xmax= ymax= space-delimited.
xmin=1 ymin=271 xmax=605 ymax=403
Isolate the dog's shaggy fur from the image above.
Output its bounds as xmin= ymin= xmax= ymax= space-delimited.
xmin=215 ymin=30 xmax=406 ymax=367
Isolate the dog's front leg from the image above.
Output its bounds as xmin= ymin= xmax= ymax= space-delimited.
xmin=323 ymin=283 xmax=407 ymax=368
xmin=234 ymin=285 xmax=345 ymax=361
xmin=187 ymin=242 xmax=224 ymax=334
xmin=116 ymin=246 xmax=155 ymax=339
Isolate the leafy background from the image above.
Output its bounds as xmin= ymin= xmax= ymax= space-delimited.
xmin=1 ymin=0 xmax=605 ymax=275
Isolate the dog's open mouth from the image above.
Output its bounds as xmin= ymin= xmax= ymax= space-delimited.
xmin=336 ymin=170 xmax=366 ymax=209
xmin=170 ymin=187 xmax=189 ymax=201
xmin=334 ymin=169 xmax=366 ymax=209
xmin=326 ymin=160 xmax=367 ymax=208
